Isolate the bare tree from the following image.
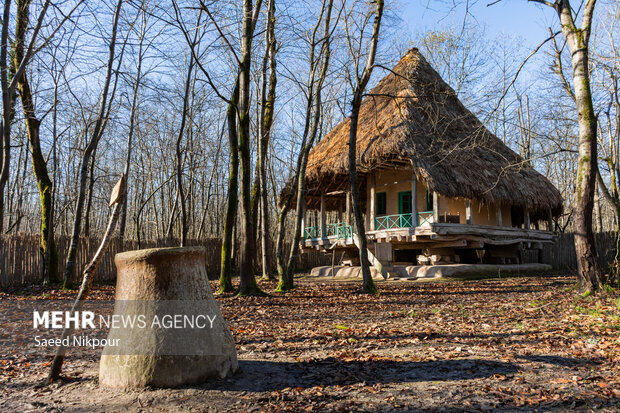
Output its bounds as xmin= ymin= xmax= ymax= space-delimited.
xmin=530 ymin=0 xmax=605 ymax=292
xmin=346 ymin=0 xmax=384 ymax=294
xmin=276 ymin=0 xmax=335 ymax=292
xmin=63 ymin=0 xmax=124 ymax=286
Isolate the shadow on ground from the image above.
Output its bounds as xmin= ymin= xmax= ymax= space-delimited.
xmin=205 ymin=358 xmax=519 ymax=392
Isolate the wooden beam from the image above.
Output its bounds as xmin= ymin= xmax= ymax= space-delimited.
xmin=369 ymin=172 xmax=376 ymax=231
xmin=411 ymin=171 xmax=417 ymax=226
xmin=547 ymin=209 xmax=553 ymax=232
xmin=432 ymin=192 xmax=439 ymax=223
xmin=465 ymin=200 xmax=473 ymax=225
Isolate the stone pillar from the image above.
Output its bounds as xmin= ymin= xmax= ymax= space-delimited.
xmin=99 ymin=247 xmax=238 ymax=389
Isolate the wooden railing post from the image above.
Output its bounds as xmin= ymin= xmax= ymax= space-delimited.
xmin=411 ymin=171 xmax=417 ymax=226
xmin=320 ymin=191 xmax=326 ymax=237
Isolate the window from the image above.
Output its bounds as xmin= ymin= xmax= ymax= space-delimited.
xmin=425 ymin=189 xmax=433 ymax=211
xmin=398 ymin=191 xmax=412 ymax=215
xmin=376 ymin=192 xmax=386 ymax=215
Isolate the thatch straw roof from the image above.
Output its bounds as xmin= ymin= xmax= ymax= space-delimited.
xmin=286 ymin=48 xmax=563 ymax=217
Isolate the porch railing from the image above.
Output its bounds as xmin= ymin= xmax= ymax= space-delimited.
xmin=374 ymin=211 xmax=435 ymax=230
xmin=304 ymin=222 xmax=352 ymax=240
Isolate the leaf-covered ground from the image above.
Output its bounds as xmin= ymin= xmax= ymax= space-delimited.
xmin=1 ymin=274 xmax=619 ymax=412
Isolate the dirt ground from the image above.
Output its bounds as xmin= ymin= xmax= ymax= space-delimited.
xmin=1 ymin=274 xmax=619 ymax=412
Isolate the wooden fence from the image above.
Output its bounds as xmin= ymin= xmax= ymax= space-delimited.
xmin=3 ymin=232 xmax=616 ymax=288
xmin=550 ymin=231 xmax=617 ymax=271
xmin=0 ymin=234 xmax=331 ymax=288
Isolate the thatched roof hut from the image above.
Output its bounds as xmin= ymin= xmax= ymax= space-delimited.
xmin=286 ymin=48 xmax=563 ymax=220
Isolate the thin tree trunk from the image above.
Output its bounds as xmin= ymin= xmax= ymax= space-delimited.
xmin=14 ymin=0 xmax=60 ymax=284
xmin=176 ymin=49 xmax=196 ymax=247
xmin=63 ymin=0 xmax=123 ymax=286
xmin=219 ymin=83 xmax=240 ymax=293
xmin=119 ymin=12 xmax=146 ymax=241
xmin=258 ymin=0 xmax=277 ymax=279
xmin=278 ymin=0 xmax=334 ymax=291
xmin=0 ymin=0 xmax=14 ymax=234
xmin=83 ymin=149 xmax=96 ymax=237
xmin=347 ymin=0 xmax=383 ymax=294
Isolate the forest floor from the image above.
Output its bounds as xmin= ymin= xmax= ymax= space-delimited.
xmin=1 ymin=274 xmax=619 ymax=412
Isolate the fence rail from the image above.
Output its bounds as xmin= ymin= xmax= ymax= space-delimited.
xmin=0 ymin=234 xmax=331 ymax=288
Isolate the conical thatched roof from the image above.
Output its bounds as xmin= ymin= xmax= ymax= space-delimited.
xmin=290 ymin=48 xmax=563 ymax=217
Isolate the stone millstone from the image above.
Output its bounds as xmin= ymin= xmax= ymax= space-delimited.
xmin=99 ymin=247 xmax=238 ymax=389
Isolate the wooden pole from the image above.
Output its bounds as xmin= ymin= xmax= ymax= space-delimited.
xmin=320 ymin=191 xmax=326 ymax=237
xmin=524 ymin=208 xmax=530 ymax=230
xmin=432 ymin=192 xmax=439 ymax=223
xmin=369 ymin=172 xmax=376 ymax=231
xmin=497 ymin=204 xmax=503 ymax=226
xmin=300 ymin=195 xmax=306 ymax=236
xmin=411 ymin=171 xmax=417 ymax=226
xmin=465 ymin=199 xmax=473 ymax=225
xmin=346 ymin=190 xmax=351 ymax=225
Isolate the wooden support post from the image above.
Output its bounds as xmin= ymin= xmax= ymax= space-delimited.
xmin=497 ymin=204 xmax=503 ymax=226
xmin=547 ymin=209 xmax=553 ymax=232
xmin=300 ymin=196 xmax=306 ymax=236
xmin=465 ymin=199 xmax=473 ymax=225
xmin=346 ymin=190 xmax=351 ymax=225
xmin=432 ymin=192 xmax=439 ymax=223
xmin=524 ymin=208 xmax=530 ymax=230
xmin=411 ymin=171 xmax=417 ymax=226
xmin=320 ymin=191 xmax=326 ymax=237
xmin=369 ymin=173 xmax=376 ymax=231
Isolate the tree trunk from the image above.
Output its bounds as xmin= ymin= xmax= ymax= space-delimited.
xmin=236 ymin=0 xmax=263 ymax=296
xmin=0 ymin=0 xmax=14 ymax=234
xmin=346 ymin=0 xmax=383 ymax=294
xmin=14 ymin=0 xmax=60 ymax=284
xmin=552 ymin=0 xmax=605 ymax=292
xmin=175 ymin=48 xmax=196 ymax=247
xmin=258 ymin=0 xmax=277 ymax=279
xmin=277 ymin=0 xmax=334 ymax=292
xmin=219 ymin=83 xmax=240 ymax=293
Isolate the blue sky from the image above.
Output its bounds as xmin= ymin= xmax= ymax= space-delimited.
xmin=401 ymin=0 xmax=560 ymax=48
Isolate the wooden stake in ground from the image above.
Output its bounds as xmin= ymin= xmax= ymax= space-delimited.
xmin=47 ymin=174 xmax=126 ymax=384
